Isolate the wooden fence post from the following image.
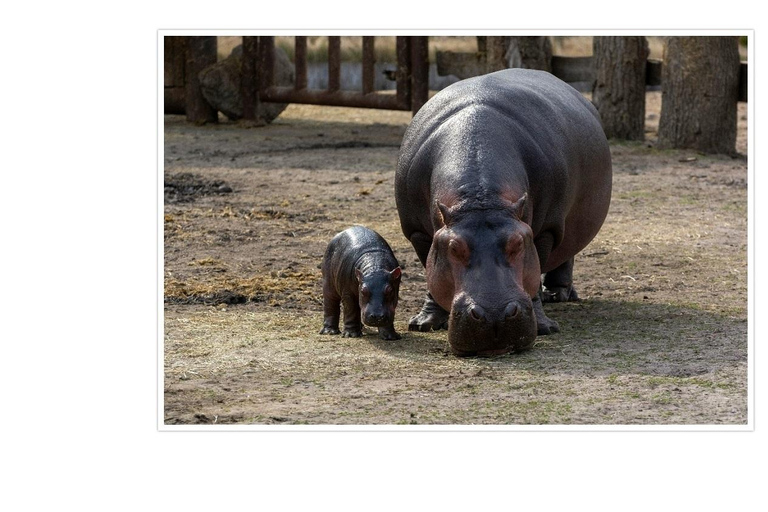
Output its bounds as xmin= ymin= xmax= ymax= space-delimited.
xmin=184 ymin=36 xmax=218 ymax=124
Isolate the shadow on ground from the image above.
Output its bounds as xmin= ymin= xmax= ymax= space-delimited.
xmin=369 ymin=299 xmax=747 ymax=379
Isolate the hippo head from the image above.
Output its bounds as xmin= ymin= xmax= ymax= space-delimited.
xmin=426 ymin=194 xmax=540 ymax=356
xmin=355 ymin=267 xmax=402 ymax=327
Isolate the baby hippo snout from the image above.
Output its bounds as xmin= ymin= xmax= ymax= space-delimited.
xmin=363 ymin=310 xmax=390 ymax=327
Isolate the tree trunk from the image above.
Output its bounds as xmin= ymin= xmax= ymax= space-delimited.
xmin=506 ymin=36 xmax=552 ymax=72
xmin=592 ymin=36 xmax=649 ymax=140
xmin=477 ymin=36 xmax=552 ymax=73
xmin=658 ymin=37 xmax=740 ymax=154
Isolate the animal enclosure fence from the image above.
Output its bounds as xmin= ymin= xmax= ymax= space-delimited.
xmin=163 ymin=36 xmax=748 ymax=124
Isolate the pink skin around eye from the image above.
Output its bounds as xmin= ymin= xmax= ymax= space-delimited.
xmin=448 ymin=238 xmax=469 ymax=264
xmin=507 ymin=233 xmax=523 ymax=255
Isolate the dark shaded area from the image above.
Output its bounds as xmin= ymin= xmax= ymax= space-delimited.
xmin=165 ymin=172 xmax=234 ymax=203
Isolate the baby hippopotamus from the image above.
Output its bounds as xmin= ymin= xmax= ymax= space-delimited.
xmin=319 ymin=226 xmax=402 ymax=340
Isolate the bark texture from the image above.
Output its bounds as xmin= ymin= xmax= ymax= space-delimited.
xmin=506 ymin=36 xmax=553 ymax=72
xmin=592 ymin=36 xmax=649 ymax=140
xmin=658 ymin=37 xmax=740 ymax=154
xmin=477 ymin=36 xmax=552 ymax=73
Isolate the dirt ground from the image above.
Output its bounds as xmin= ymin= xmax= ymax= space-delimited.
xmin=163 ymin=91 xmax=748 ymax=425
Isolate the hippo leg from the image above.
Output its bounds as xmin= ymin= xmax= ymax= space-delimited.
xmin=408 ymin=231 xmax=450 ymax=331
xmin=533 ymin=286 xmax=560 ymax=335
xmin=531 ymin=231 xmax=560 ymax=335
xmin=319 ymin=284 xmax=342 ymax=335
xmin=409 ymin=293 xmax=449 ymax=332
xmin=378 ymin=322 xmax=401 ymax=341
xmin=341 ymin=295 xmax=363 ymax=338
xmin=542 ymin=257 xmax=579 ymax=303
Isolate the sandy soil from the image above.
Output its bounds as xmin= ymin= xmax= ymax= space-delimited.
xmin=163 ymin=91 xmax=748 ymax=425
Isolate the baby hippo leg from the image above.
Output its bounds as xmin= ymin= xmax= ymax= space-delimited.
xmin=377 ymin=322 xmax=401 ymax=341
xmin=341 ymin=295 xmax=363 ymax=338
xmin=319 ymin=283 xmax=341 ymax=335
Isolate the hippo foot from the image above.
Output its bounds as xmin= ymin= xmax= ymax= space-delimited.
xmin=541 ymin=285 xmax=579 ymax=303
xmin=408 ymin=312 xmax=448 ymax=332
xmin=408 ymin=294 xmax=449 ymax=332
xmin=342 ymin=329 xmax=363 ymax=338
xmin=319 ymin=326 xmax=341 ymax=335
xmin=378 ymin=326 xmax=401 ymax=341
xmin=536 ymin=316 xmax=560 ymax=335
xmin=532 ymin=295 xmax=560 ymax=335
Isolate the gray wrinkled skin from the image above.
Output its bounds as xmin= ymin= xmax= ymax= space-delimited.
xmin=320 ymin=226 xmax=402 ymax=341
xmin=395 ymin=69 xmax=612 ymax=356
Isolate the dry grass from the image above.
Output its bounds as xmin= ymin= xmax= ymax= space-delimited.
xmin=165 ymin=269 xmax=320 ymax=305
xmin=163 ymin=83 xmax=748 ymax=425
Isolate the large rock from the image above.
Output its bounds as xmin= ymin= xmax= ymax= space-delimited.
xmin=198 ymin=44 xmax=294 ymax=123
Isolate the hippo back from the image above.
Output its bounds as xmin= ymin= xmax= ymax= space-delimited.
xmin=395 ymin=68 xmax=612 ymax=272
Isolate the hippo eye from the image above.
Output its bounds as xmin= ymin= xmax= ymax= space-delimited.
xmin=360 ymin=285 xmax=371 ymax=297
xmin=448 ymin=238 xmax=470 ymax=265
xmin=506 ymin=234 xmax=524 ymax=255
xmin=384 ymin=285 xmax=393 ymax=296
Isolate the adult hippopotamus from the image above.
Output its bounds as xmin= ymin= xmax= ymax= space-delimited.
xmin=395 ymin=68 xmax=612 ymax=356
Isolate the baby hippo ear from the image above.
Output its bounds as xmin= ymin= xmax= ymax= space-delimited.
xmin=355 ymin=268 xmax=363 ymax=283
xmin=389 ymin=267 xmax=402 ymax=282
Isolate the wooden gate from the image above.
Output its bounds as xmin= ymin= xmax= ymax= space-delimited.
xmin=164 ymin=36 xmax=430 ymax=124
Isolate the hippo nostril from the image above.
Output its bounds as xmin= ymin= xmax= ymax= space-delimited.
xmin=469 ymin=305 xmax=485 ymax=322
xmin=505 ymin=302 xmax=520 ymax=319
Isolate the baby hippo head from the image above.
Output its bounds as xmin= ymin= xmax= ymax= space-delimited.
xmin=355 ymin=267 xmax=402 ymax=327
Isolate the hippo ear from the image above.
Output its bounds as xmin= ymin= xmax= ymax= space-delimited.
xmin=509 ymin=193 xmax=527 ymax=220
xmin=355 ymin=268 xmax=363 ymax=283
xmin=436 ymin=202 xmax=452 ymax=227
xmin=390 ymin=267 xmax=402 ymax=282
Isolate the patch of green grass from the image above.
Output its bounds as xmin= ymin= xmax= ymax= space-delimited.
xmin=678 ymin=194 xmax=700 ymax=206
xmin=616 ymin=190 xmax=654 ymax=200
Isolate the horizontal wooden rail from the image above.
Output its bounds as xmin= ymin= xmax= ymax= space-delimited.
xmin=260 ymin=86 xmax=409 ymax=110
xmin=437 ymin=52 xmax=749 ymax=102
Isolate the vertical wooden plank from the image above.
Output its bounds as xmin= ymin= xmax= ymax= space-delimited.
xmin=396 ymin=36 xmax=411 ymax=110
xmin=295 ymin=36 xmax=308 ymax=90
xmin=410 ymin=36 xmax=429 ymax=114
xmin=362 ymin=36 xmax=375 ymax=94
xmin=184 ymin=36 xmax=218 ymax=124
xmin=241 ymin=36 xmax=259 ymax=121
xmin=164 ymin=36 xmax=186 ymax=87
xmin=328 ymin=36 xmax=341 ymax=91
xmin=164 ymin=37 xmax=174 ymax=85
xmin=258 ymin=36 xmax=275 ymax=92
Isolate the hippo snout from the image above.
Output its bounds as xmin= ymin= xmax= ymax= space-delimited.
xmin=363 ymin=310 xmax=391 ymax=327
xmin=449 ymin=296 xmax=536 ymax=356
